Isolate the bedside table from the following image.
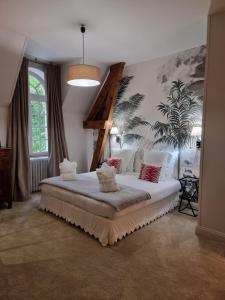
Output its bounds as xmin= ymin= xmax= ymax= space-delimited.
xmin=178 ymin=176 xmax=199 ymax=217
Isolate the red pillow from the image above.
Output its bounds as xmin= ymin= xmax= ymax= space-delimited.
xmin=106 ymin=158 xmax=122 ymax=174
xmin=139 ymin=163 xmax=161 ymax=183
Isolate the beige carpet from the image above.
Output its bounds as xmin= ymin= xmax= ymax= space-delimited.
xmin=0 ymin=194 xmax=225 ymax=300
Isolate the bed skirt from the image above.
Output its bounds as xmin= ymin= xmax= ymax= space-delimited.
xmin=40 ymin=193 xmax=179 ymax=246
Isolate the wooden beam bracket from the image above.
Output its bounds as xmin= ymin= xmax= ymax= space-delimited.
xmin=83 ymin=62 xmax=125 ymax=171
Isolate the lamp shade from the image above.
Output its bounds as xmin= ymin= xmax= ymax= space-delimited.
xmin=110 ymin=127 xmax=119 ymax=135
xmin=67 ymin=64 xmax=101 ymax=87
xmin=191 ymin=126 xmax=202 ymax=136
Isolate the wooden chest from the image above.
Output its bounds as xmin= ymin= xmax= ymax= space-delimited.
xmin=0 ymin=148 xmax=12 ymax=208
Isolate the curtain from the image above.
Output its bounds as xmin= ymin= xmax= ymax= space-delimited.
xmin=46 ymin=64 xmax=68 ymax=176
xmin=7 ymin=58 xmax=30 ymax=201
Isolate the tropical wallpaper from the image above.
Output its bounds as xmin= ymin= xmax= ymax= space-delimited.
xmin=112 ymin=45 xmax=206 ymax=177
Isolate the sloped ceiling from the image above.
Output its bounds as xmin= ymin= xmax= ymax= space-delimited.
xmin=0 ymin=29 xmax=26 ymax=106
xmin=0 ymin=0 xmax=211 ymax=113
xmin=0 ymin=0 xmax=210 ymax=65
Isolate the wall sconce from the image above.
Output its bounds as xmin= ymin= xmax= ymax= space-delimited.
xmin=191 ymin=126 xmax=202 ymax=149
xmin=110 ymin=127 xmax=119 ymax=135
xmin=109 ymin=127 xmax=121 ymax=156
xmin=110 ymin=127 xmax=122 ymax=147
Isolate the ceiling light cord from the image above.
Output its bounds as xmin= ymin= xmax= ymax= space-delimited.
xmin=82 ymin=31 xmax=84 ymax=64
xmin=81 ymin=25 xmax=85 ymax=65
xmin=67 ymin=24 xmax=100 ymax=87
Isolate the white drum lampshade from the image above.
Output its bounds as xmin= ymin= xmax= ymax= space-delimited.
xmin=110 ymin=127 xmax=119 ymax=135
xmin=191 ymin=126 xmax=202 ymax=137
xmin=67 ymin=64 xmax=100 ymax=87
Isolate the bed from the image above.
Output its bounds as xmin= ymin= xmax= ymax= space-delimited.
xmin=40 ymin=171 xmax=181 ymax=246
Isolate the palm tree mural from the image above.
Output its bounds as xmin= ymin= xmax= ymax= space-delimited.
xmin=151 ymin=80 xmax=201 ymax=177
xmin=113 ymin=76 xmax=150 ymax=145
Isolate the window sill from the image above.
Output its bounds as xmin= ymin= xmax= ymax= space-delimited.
xmin=30 ymin=156 xmax=49 ymax=160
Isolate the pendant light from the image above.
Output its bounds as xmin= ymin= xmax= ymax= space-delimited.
xmin=67 ymin=25 xmax=101 ymax=87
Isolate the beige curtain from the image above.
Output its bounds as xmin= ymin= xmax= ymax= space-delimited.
xmin=46 ymin=64 xmax=68 ymax=176
xmin=7 ymin=58 xmax=30 ymax=201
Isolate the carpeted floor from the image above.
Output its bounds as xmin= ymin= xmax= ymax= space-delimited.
xmin=0 ymin=194 xmax=225 ymax=300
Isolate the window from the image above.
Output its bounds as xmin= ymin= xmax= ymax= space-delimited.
xmin=28 ymin=63 xmax=48 ymax=156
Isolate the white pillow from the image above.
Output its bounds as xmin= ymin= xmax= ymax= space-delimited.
xmin=111 ymin=149 xmax=135 ymax=173
xmin=133 ymin=149 xmax=144 ymax=172
xmin=144 ymin=150 xmax=171 ymax=181
xmin=161 ymin=152 xmax=178 ymax=180
xmin=144 ymin=150 xmax=170 ymax=166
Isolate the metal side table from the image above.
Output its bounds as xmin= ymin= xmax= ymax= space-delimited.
xmin=178 ymin=176 xmax=199 ymax=217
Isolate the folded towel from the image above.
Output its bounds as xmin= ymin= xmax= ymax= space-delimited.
xmin=59 ymin=158 xmax=77 ymax=181
xmin=61 ymin=172 xmax=77 ymax=181
xmin=59 ymin=158 xmax=77 ymax=174
xmin=96 ymin=163 xmax=119 ymax=192
xmin=97 ymin=162 xmax=117 ymax=176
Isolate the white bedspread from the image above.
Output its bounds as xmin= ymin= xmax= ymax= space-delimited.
xmin=83 ymin=172 xmax=181 ymax=204
xmin=40 ymin=172 xmax=181 ymax=245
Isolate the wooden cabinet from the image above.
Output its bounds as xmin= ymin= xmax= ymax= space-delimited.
xmin=0 ymin=148 xmax=12 ymax=208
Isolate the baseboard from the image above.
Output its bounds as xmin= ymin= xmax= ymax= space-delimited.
xmin=196 ymin=225 xmax=225 ymax=244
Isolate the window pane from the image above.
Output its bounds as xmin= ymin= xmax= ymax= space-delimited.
xmin=39 ymin=101 xmax=47 ymax=114
xmin=30 ymin=85 xmax=37 ymax=95
xmin=36 ymin=84 xmax=45 ymax=96
xmin=39 ymin=114 xmax=47 ymax=127
xmin=29 ymin=74 xmax=45 ymax=96
xmin=32 ymin=140 xmax=41 ymax=153
xmin=32 ymin=114 xmax=40 ymax=126
xmin=40 ymin=140 xmax=48 ymax=152
xmin=32 ymin=128 xmax=40 ymax=140
xmin=31 ymin=101 xmax=40 ymax=113
xmin=29 ymin=75 xmax=39 ymax=95
xmin=29 ymin=65 xmax=48 ymax=154
xmin=40 ymin=128 xmax=47 ymax=139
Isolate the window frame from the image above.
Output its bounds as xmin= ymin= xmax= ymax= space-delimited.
xmin=28 ymin=62 xmax=48 ymax=157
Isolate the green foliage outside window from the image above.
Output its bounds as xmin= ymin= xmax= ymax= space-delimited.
xmin=29 ymin=73 xmax=48 ymax=154
xmin=29 ymin=75 xmax=45 ymax=96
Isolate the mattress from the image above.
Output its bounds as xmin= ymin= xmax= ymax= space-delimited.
xmin=41 ymin=172 xmax=180 ymax=220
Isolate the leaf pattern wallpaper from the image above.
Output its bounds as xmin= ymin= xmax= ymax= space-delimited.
xmin=112 ymin=76 xmax=150 ymax=146
xmin=111 ymin=45 xmax=206 ymax=176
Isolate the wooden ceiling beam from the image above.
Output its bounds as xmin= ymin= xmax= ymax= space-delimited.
xmin=83 ymin=62 xmax=125 ymax=171
xmin=83 ymin=120 xmax=112 ymax=129
xmin=90 ymin=128 xmax=110 ymax=171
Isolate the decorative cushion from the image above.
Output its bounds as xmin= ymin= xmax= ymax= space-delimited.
xmin=139 ymin=163 xmax=162 ymax=183
xmin=107 ymin=158 xmax=122 ymax=174
xmin=96 ymin=163 xmax=119 ymax=192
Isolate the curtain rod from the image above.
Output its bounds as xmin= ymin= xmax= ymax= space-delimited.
xmin=26 ymin=56 xmax=57 ymax=65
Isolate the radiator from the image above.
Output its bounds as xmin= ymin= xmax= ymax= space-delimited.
xmin=30 ymin=157 xmax=48 ymax=192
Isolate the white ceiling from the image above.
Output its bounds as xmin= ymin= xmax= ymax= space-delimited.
xmin=0 ymin=0 xmax=210 ymax=65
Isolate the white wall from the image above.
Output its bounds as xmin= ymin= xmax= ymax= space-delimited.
xmin=61 ymin=60 xmax=108 ymax=172
xmin=0 ymin=106 xmax=8 ymax=147
xmin=197 ymin=9 xmax=225 ymax=240
xmin=63 ymin=111 xmax=93 ymax=172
